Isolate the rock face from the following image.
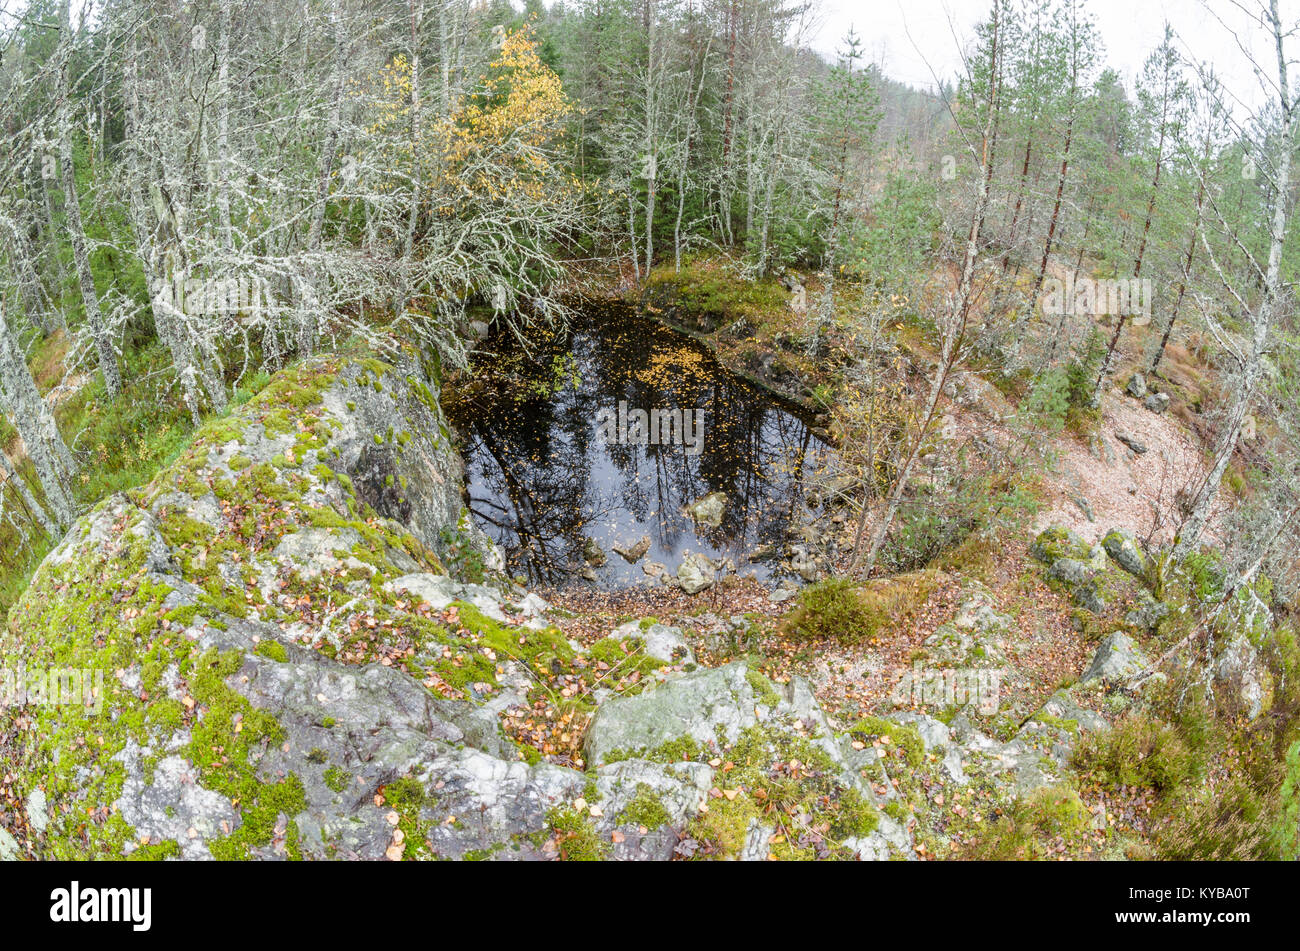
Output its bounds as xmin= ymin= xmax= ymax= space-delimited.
xmin=1032 ymin=526 xmax=1154 ymax=615
xmin=0 ymin=355 xmax=914 ymax=861
xmin=885 ymin=688 xmax=1107 ymax=802
xmin=1082 ymin=633 xmax=1150 ymax=683
xmin=585 ymin=662 xmax=787 ymax=764
xmin=922 ymin=586 xmax=1011 ymax=667
xmin=1125 ymin=595 xmax=1169 ymax=631
xmin=585 ymin=662 xmax=912 ymax=860
xmin=1143 ymin=392 xmax=1170 ymax=414
xmin=685 ymin=491 xmax=728 ymax=529
xmin=1102 ymin=529 xmax=1146 ymax=577
xmin=0 ymin=357 xmax=536 ymax=860
xmin=1031 ymin=526 xmax=1089 ymax=565
xmin=1033 ymin=529 xmax=1107 ymax=613
xmin=1048 ymin=557 xmax=1095 ymax=587
xmin=790 ymin=545 xmax=821 ymax=582
xmin=676 ymin=553 xmax=717 ymax=594
xmin=644 ymin=625 xmax=694 ymax=666
xmin=1114 ymin=432 xmax=1149 ymax=455
xmin=612 ymin=535 xmax=651 ymax=563
xmin=788 ymin=284 xmax=808 ymax=315
xmin=15 ymin=348 xmax=1284 ymax=862
xmin=582 ymin=537 xmax=607 ymax=567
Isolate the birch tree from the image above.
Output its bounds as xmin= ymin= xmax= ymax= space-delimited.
xmin=1173 ymin=0 xmax=1299 ymax=563
xmin=55 ymin=0 xmax=121 ymax=397
xmin=857 ymin=0 xmax=1006 ymax=574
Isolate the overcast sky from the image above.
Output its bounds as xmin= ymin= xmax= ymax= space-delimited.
xmin=807 ymin=0 xmax=1294 ymax=111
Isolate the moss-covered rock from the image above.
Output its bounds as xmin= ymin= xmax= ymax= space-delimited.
xmin=1101 ymin=528 xmax=1146 ymax=578
xmin=0 ymin=353 xmax=947 ymax=862
xmin=0 ymin=355 xmax=525 ymax=860
xmin=1030 ymin=526 xmax=1090 ymax=565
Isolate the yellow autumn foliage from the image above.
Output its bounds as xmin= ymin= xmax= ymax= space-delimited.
xmin=366 ymin=26 xmax=586 ymax=219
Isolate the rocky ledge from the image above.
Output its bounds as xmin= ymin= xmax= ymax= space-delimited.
xmin=6 ymin=354 xmax=1272 ymax=861
xmin=0 ymin=354 xmax=908 ymax=861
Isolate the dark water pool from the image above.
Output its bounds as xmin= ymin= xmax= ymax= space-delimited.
xmin=447 ymin=301 xmax=832 ymax=588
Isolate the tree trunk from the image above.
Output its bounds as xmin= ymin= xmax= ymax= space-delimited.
xmin=1000 ymin=136 xmax=1033 ymax=272
xmin=1029 ymin=114 xmax=1073 ymax=311
xmin=1150 ymin=157 xmax=1208 ymax=374
xmin=642 ymin=0 xmax=658 ymax=276
xmin=0 ymin=443 xmax=59 ymax=539
xmin=0 ymin=298 xmax=77 ymax=531
xmin=307 ymin=0 xmax=346 ymax=254
xmin=858 ymin=1 xmax=1002 ymax=574
xmin=215 ymin=0 xmax=234 ymax=251
xmin=57 ymin=3 xmax=121 ymax=397
xmin=1095 ymin=105 xmax=1169 ymax=397
xmin=1174 ymin=0 xmax=1294 ymax=561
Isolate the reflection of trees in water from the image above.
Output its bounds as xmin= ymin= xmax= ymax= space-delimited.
xmin=454 ymin=303 xmax=829 ymax=585
xmin=465 ymin=422 xmax=622 ymax=586
xmin=717 ymin=414 xmax=817 ymax=553
xmin=458 ymin=326 xmax=594 ymax=584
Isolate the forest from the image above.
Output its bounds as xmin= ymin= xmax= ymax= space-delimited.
xmin=0 ymin=0 xmax=1298 ymax=868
